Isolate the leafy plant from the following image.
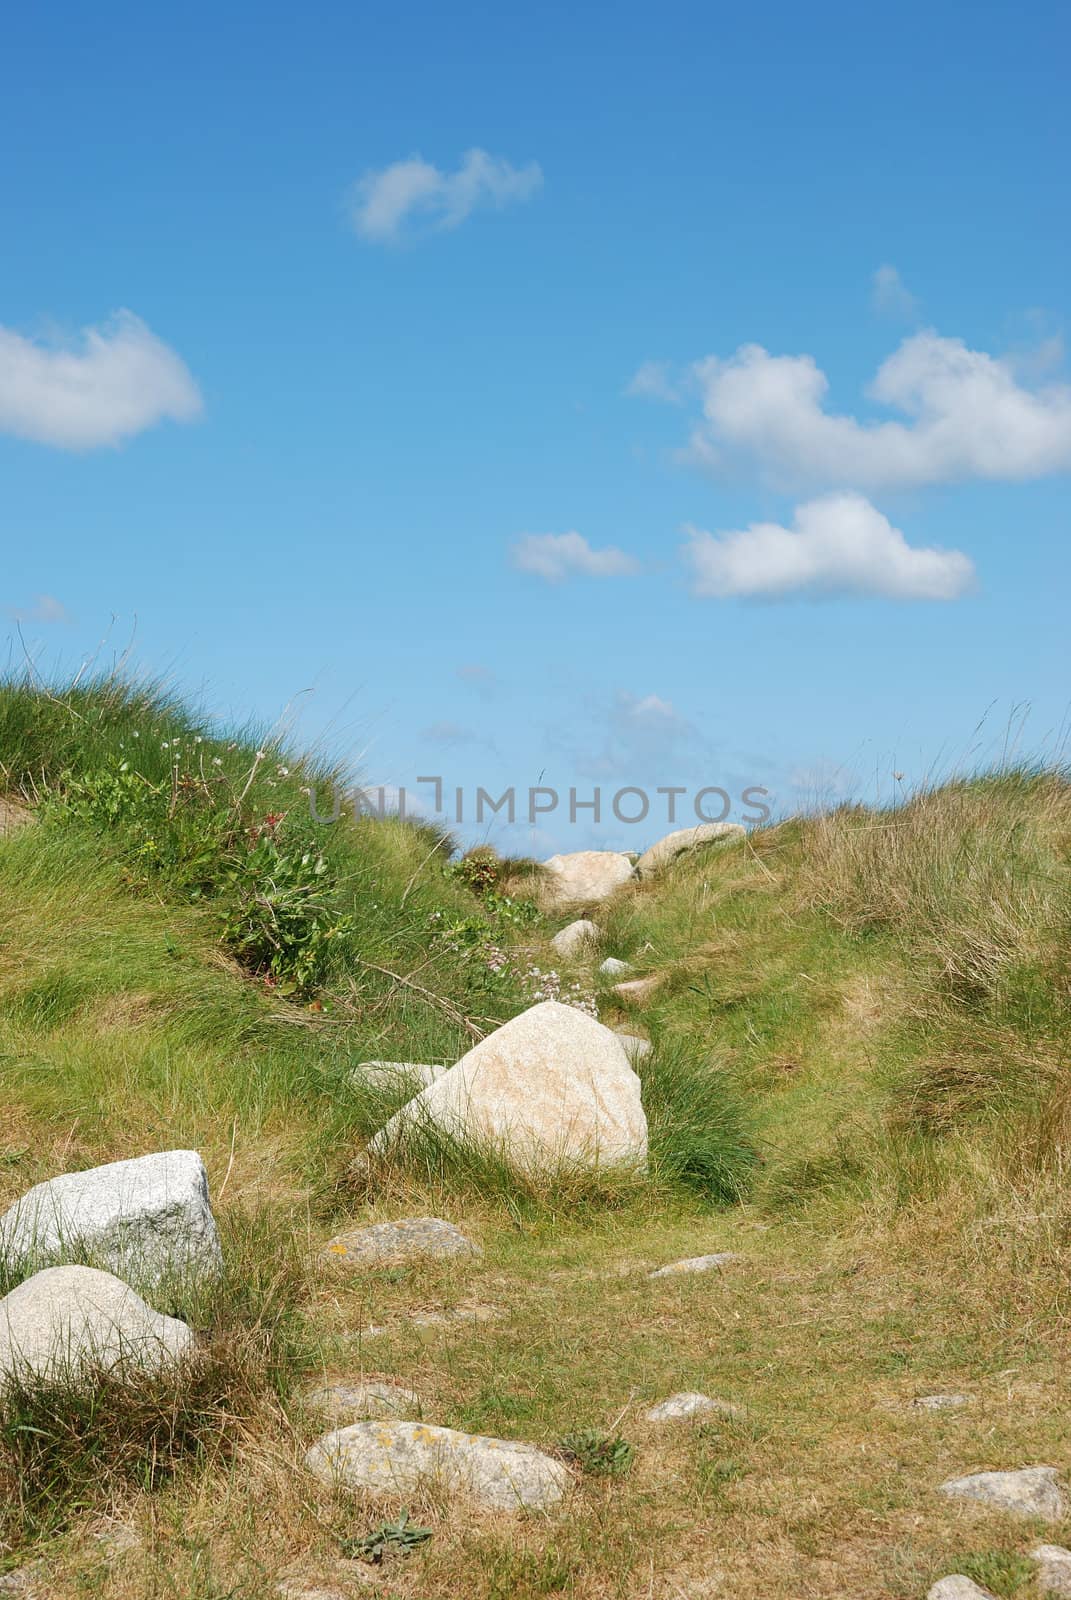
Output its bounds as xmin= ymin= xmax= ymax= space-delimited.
xmin=342 ymin=1511 xmax=433 ymax=1563
xmin=558 ymin=1429 xmax=635 ymax=1477
xmin=55 ymin=759 xmax=354 ymax=998
xmin=219 ymin=821 xmax=354 ymax=995
xmin=447 ymin=847 xmax=503 ymax=896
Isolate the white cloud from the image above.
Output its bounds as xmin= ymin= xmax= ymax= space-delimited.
xmin=630 ymin=692 xmax=676 ymax=719
xmin=350 ymin=148 xmax=542 ymax=242
xmin=8 ymin=594 xmax=72 ymax=624
xmin=683 ymin=492 xmax=975 ymax=601
xmin=625 ymin=360 xmax=682 ymax=403
xmin=0 ymin=310 xmax=202 ymax=450
xmin=871 ymin=264 xmax=919 ymax=321
xmin=511 ymin=531 xmax=641 ymax=582
xmin=679 ymin=331 xmax=1071 ymax=490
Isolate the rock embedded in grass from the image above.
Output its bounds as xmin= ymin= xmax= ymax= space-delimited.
xmin=368 ymin=1000 xmax=648 ymax=1176
xmin=541 ymin=850 xmax=635 ymax=907
xmin=277 ymin=1584 xmax=347 ymax=1600
xmin=615 ymin=1032 xmax=652 ymax=1064
xmin=0 ymin=1149 xmax=222 ymax=1293
xmin=1029 ymin=1545 xmax=1071 ymax=1597
xmin=0 ymin=1264 xmax=193 ymax=1389
xmin=599 ymin=957 xmax=631 ymax=977
xmin=648 ymin=1252 xmax=738 ymax=1278
xmin=913 ymin=1392 xmax=971 ymax=1411
xmin=612 ymin=974 xmax=662 ymax=1005
xmin=927 ymin=1580 xmax=997 ymax=1600
xmin=304 ymin=1420 xmax=572 ymax=1511
xmin=409 ymin=1300 xmax=501 ymax=1329
xmin=644 ymin=1392 xmax=744 ymax=1423
xmin=0 ymin=1561 xmax=46 ymax=1595
xmin=322 ymin=1216 xmax=479 ymax=1267
xmin=0 ymin=797 xmax=34 ymax=840
xmin=938 ymin=1465 xmax=1068 ymax=1521
xmin=349 ymin=1061 xmax=447 ymax=1093
xmin=551 ymin=919 xmax=599 ymax=958
xmin=635 ymin=822 xmax=745 ymax=876
xmin=304 ymin=1379 xmax=421 ymax=1423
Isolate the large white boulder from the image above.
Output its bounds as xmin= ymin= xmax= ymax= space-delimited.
xmin=542 ymin=851 xmax=634 ymax=906
xmin=305 ymin=1420 xmax=571 ymax=1511
xmin=0 ymin=1265 xmax=193 ymax=1390
xmin=370 ymin=1000 xmax=647 ymax=1175
xmin=0 ymin=1150 xmax=223 ymax=1293
xmin=636 ymin=823 xmax=745 ymax=876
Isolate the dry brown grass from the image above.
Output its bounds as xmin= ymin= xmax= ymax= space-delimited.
xmin=8 ymin=1184 xmax=1071 ymax=1600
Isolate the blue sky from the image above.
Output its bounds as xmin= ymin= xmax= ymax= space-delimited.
xmin=2 ymin=0 xmax=1068 ymax=852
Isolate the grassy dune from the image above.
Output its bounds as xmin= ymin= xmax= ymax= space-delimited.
xmin=1 ymin=677 xmax=1070 ymax=1599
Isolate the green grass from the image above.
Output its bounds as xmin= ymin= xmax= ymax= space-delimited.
xmin=3 ymin=674 xmax=1071 ymax=1598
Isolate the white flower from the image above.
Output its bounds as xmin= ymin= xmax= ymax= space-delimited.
xmin=132 ymin=731 xmax=140 ymax=739
xmin=277 ymin=765 xmax=290 ymax=776
xmin=213 ymin=758 xmax=223 ymax=767
xmin=161 ymin=741 xmax=169 ymax=749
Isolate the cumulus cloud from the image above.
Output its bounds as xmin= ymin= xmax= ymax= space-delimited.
xmin=7 ymin=594 xmax=72 ymax=625
xmin=683 ymin=492 xmax=975 ymax=601
xmin=676 ymin=331 xmax=1071 ymax=490
xmin=350 ymin=148 xmax=542 ymax=242
xmin=0 ymin=311 xmax=203 ymax=450
xmin=871 ymin=264 xmax=919 ymax=321
xmin=511 ymin=531 xmax=641 ymax=582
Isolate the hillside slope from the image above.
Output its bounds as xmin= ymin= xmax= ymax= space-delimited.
xmin=1 ymin=678 xmax=1070 ymax=1600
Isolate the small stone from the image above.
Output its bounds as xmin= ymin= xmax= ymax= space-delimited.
xmin=0 ymin=1564 xmax=45 ymax=1597
xmin=1030 ymin=1545 xmax=1071 ymax=1597
xmin=599 ymin=957 xmax=631 ymax=977
xmin=927 ymin=1580 xmax=996 ymax=1600
xmin=551 ymin=920 xmax=599 ymax=959
xmin=938 ymin=1465 xmax=1068 ymax=1521
xmin=644 ymin=1392 xmax=744 ymax=1423
xmin=636 ymin=823 xmax=745 ymax=876
xmin=322 ymin=1217 xmax=479 ymax=1267
xmin=649 ymin=1253 xmax=738 ymax=1279
xmin=541 ymin=851 xmax=635 ymax=907
xmin=0 ymin=1265 xmax=192 ymax=1391
xmin=913 ymin=1393 xmax=971 ymax=1411
xmin=305 ymin=1379 xmax=421 ymax=1423
xmin=410 ymin=1301 xmax=501 ymax=1328
xmin=612 ymin=975 xmax=662 ymax=1005
xmin=615 ymin=1033 xmax=652 ymax=1064
xmin=91 ymin=1519 xmax=142 ymax=1554
xmin=349 ymin=1062 xmax=447 ymax=1093
xmin=305 ymin=1420 xmax=572 ymax=1511
xmin=0 ymin=1150 xmax=222 ymax=1294
xmin=277 ymin=1586 xmax=348 ymax=1600
xmin=0 ymin=798 xmax=34 ymax=840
